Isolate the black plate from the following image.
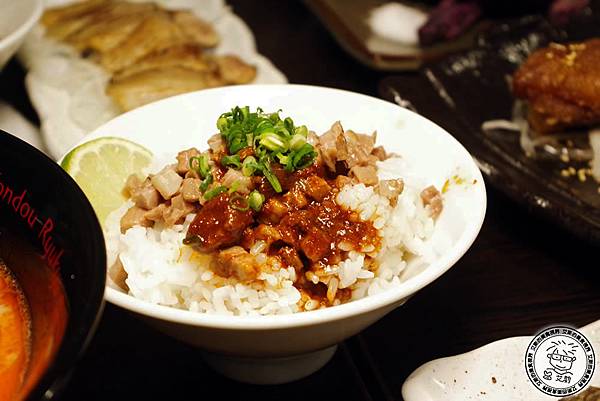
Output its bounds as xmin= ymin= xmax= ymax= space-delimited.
xmin=0 ymin=130 xmax=106 ymax=400
xmin=379 ymin=7 xmax=600 ymax=244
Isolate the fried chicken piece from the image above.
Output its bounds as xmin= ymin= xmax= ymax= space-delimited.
xmin=513 ymin=39 xmax=600 ymax=134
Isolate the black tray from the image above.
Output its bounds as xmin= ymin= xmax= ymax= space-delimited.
xmin=379 ymin=9 xmax=600 ymax=244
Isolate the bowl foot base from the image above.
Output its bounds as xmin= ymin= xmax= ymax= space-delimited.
xmin=201 ymin=345 xmax=338 ymax=384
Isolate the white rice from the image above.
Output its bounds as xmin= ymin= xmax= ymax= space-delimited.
xmin=105 ymin=157 xmax=437 ymax=315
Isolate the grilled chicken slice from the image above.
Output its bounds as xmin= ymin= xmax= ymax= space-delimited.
xmin=107 ymin=66 xmax=222 ymax=111
xmin=214 ymin=55 xmax=257 ymax=84
xmin=112 ymin=44 xmax=213 ymax=81
xmin=100 ymin=13 xmax=188 ymax=72
xmin=172 ymin=10 xmax=219 ymax=48
xmin=41 ymin=0 xmax=109 ymax=29
xmin=65 ymin=6 xmax=158 ymax=54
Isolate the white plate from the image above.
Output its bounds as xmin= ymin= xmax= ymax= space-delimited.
xmin=19 ymin=0 xmax=287 ymax=159
xmin=403 ymin=320 xmax=600 ymax=401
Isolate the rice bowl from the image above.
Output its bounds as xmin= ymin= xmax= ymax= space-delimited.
xmin=62 ymin=85 xmax=486 ymax=383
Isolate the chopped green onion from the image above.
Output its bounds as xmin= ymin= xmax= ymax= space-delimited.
xmin=221 ymin=154 xmax=241 ymax=169
xmin=289 ymin=134 xmax=306 ymax=151
xmin=217 ymin=116 xmax=229 ymax=132
xmin=242 ymin=156 xmax=258 ymax=176
xmin=275 ymin=125 xmax=291 ymax=137
xmin=262 ymin=164 xmax=282 ymax=193
xmin=255 ymin=120 xmax=274 ymax=135
xmin=199 ymin=174 xmax=213 ymax=192
xmin=240 ymin=106 xmax=250 ymax=120
xmin=292 ymin=143 xmax=317 ymax=170
xmin=248 ymin=190 xmax=265 ymax=212
xmin=260 ymin=133 xmax=286 ymax=152
xmin=216 ymin=106 xmax=317 ymax=190
xmin=189 ymin=155 xmax=210 ymax=178
xmin=228 ymin=180 xmax=241 ymax=194
xmin=294 ymin=125 xmax=308 ymax=137
xmin=276 ymin=153 xmax=289 ymax=165
xmin=229 ymin=193 xmax=250 ymax=211
xmin=204 ymin=185 xmax=227 ymax=201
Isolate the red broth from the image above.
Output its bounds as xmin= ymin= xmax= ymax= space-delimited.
xmin=0 ymin=230 xmax=68 ymax=401
xmin=0 ymin=262 xmax=30 ymax=401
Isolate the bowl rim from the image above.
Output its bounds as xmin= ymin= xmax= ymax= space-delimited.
xmin=0 ymin=0 xmax=43 ymax=51
xmin=73 ymin=84 xmax=487 ymax=330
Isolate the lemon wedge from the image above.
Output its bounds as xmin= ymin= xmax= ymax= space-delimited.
xmin=61 ymin=137 xmax=153 ymax=226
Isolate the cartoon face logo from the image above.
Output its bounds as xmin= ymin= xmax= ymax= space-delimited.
xmin=526 ymin=326 xmax=595 ymax=397
xmin=546 ymin=340 xmax=578 ymax=374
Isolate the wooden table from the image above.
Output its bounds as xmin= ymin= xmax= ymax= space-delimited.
xmin=1 ymin=1 xmax=598 ymax=400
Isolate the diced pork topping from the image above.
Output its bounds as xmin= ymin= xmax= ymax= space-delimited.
xmin=211 ymin=246 xmax=259 ymax=282
xmin=420 ymin=185 xmax=443 ymax=219
xmin=376 ymin=179 xmax=404 ymax=206
xmin=120 ymin=206 xmax=152 ymax=233
xmin=175 ymin=147 xmax=201 ymax=175
xmin=151 ymin=166 xmax=182 ymax=199
xmin=130 ymin=178 xmax=160 ymax=209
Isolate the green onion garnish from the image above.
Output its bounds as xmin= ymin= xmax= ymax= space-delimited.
xmin=228 ymin=180 xmax=241 ymax=194
xmin=259 ymin=133 xmax=287 ymax=152
xmin=294 ymin=125 xmax=308 ymax=137
xmin=289 ymin=134 xmax=306 ymax=151
xmin=248 ymin=190 xmax=265 ymax=211
xmin=199 ymin=174 xmax=213 ymax=192
xmin=189 ymin=155 xmax=210 ymax=178
xmin=204 ymin=185 xmax=227 ymax=201
xmin=242 ymin=156 xmax=258 ymax=176
xmin=276 ymin=153 xmax=289 ymax=165
xmin=261 ymin=164 xmax=282 ymax=193
xmin=229 ymin=193 xmax=250 ymax=212
xmin=221 ymin=154 xmax=241 ymax=169
xmin=292 ymin=143 xmax=317 ymax=170
xmin=216 ymin=106 xmax=316 ymax=192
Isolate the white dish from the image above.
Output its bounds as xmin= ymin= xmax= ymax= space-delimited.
xmin=20 ymin=0 xmax=287 ymax=159
xmin=61 ymin=84 xmax=486 ymax=384
xmin=0 ymin=0 xmax=42 ymax=69
xmin=403 ymin=320 xmax=600 ymax=401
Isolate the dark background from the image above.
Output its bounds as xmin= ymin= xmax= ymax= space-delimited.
xmin=1 ymin=1 xmax=598 ymax=400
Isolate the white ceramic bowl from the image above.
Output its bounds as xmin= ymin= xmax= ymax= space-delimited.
xmin=0 ymin=0 xmax=42 ymax=70
xmin=63 ymin=85 xmax=487 ymax=384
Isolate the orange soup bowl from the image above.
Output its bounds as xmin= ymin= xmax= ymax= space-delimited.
xmin=0 ymin=131 xmax=105 ymax=401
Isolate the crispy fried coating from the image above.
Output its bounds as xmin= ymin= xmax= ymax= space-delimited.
xmin=513 ymin=39 xmax=600 ymax=134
